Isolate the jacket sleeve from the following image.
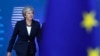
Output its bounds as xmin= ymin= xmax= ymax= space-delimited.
xmin=36 ymin=22 xmax=41 ymax=45
xmin=7 ymin=21 xmax=19 ymax=52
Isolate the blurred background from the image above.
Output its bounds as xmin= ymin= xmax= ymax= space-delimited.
xmin=1 ymin=0 xmax=100 ymax=56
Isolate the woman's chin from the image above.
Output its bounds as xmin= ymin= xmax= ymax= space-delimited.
xmin=26 ymin=18 xmax=32 ymax=20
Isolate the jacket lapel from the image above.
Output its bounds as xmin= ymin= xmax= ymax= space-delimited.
xmin=29 ymin=20 xmax=35 ymax=37
xmin=23 ymin=20 xmax=36 ymax=37
xmin=23 ymin=20 xmax=29 ymax=37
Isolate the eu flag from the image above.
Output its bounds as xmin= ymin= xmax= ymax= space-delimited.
xmin=40 ymin=0 xmax=98 ymax=56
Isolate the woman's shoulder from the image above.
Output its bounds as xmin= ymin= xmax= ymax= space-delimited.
xmin=33 ymin=20 xmax=40 ymax=25
xmin=16 ymin=20 xmax=24 ymax=24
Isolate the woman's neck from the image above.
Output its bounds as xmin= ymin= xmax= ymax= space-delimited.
xmin=26 ymin=19 xmax=32 ymax=26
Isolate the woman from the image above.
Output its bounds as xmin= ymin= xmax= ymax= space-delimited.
xmin=7 ymin=6 xmax=40 ymax=56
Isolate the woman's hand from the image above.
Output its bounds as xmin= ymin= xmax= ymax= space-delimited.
xmin=7 ymin=52 xmax=11 ymax=56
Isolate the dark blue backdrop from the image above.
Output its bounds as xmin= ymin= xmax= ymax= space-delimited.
xmin=1 ymin=0 xmax=100 ymax=56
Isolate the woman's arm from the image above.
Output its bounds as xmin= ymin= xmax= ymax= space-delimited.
xmin=7 ymin=21 xmax=19 ymax=52
xmin=36 ymin=22 xmax=41 ymax=45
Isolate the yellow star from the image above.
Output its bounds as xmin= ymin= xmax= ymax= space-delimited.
xmin=87 ymin=48 xmax=99 ymax=56
xmin=81 ymin=11 xmax=98 ymax=32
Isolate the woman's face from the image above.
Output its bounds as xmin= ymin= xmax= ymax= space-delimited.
xmin=25 ymin=10 xmax=34 ymax=20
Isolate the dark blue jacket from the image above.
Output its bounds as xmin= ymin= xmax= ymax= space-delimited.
xmin=7 ymin=19 xmax=40 ymax=55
